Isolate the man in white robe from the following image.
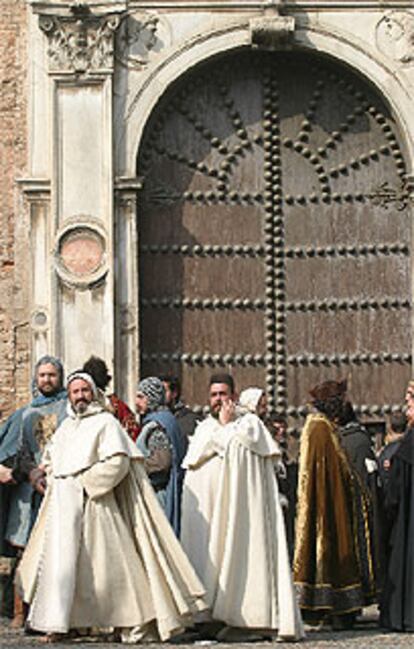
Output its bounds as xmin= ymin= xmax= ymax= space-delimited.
xmin=17 ymin=372 xmax=206 ymax=641
xmin=181 ymin=373 xmax=304 ymax=641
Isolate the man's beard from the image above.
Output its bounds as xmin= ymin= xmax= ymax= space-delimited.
xmin=39 ymin=383 xmax=60 ymax=396
xmin=210 ymin=405 xmax=221 ymax=419
xmin=72 ymin=400 xmax=90 ymax=414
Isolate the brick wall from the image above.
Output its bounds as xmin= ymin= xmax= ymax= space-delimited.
xmin=0 ymin=0 xmax=30 ymax=419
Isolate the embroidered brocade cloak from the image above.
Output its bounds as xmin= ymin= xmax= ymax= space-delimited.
xmin=294 ymin=412 xmax=377 ymax=616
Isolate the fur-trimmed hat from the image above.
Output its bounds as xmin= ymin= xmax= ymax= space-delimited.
xmin=309 ymin=379 xmax=347 ymax=403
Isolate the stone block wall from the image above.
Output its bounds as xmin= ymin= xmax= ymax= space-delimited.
xmin=0 ymin=0 xmax=30 ymax=419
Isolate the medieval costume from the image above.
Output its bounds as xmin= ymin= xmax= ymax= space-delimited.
xmin=181 ymin=389 xmax=304 ymax=641
xmin=136 ymin=377 xmax=187 ymax=536
xmin=380 ymin=426 xmax=414 ymax=631
xmin=0 ymin=356 xmax=67 ymax=552
xmin=338 ymin=401 xmax=384 ymax=589
xmin=17 ymin=375 xmax=206 ymax=640
xmin=107 ymin=393 xmax=140 ymax=441
xmin=171 ymin=400 xmax=201 ymax=439
xmin=294 ymin=381 xmax=377 ymax=628
xmin=377 ymin=411 xmax=407 ymax=493
xmin=83 ymin=356 xmax=140 ymax=441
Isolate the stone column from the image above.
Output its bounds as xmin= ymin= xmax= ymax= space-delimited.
xmin=31 ymin=3 xmax=124 ymax=374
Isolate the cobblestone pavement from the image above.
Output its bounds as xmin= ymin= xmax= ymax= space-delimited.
xmin=0 ymin=608 xmax=412 ymax=648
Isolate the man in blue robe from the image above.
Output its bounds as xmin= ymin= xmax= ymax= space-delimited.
xmin=135 ymin=377 xmax=187 ymax=536
xmin=0 ymin=356 xmax=67 ymax=624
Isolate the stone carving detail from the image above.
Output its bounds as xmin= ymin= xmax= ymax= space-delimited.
xmin=120 ymin=305 xmax=137 ymax=333
xmin=39 ymin=6 xmax=120 ymax=73
xmin=54 ymin=217 xmax=108 ymax=290
xmin=116 ymin=12 xmax=170 ymax=69
xmin=60 ymin=230 xmax=104 ymax=276
xmin=376 ymin=11 xmax=414 ymax=64
xmin=250 ymin=16 xmax=295 ymax=50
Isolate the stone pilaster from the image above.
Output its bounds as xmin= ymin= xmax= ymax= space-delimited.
xmin=30 ymin=2 xmax=125 ymax=373
xmin=114 ymin=176 xmax=142 ymax=405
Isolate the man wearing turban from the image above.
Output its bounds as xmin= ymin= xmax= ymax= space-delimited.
xmin=135 ymin=377 xmax=187 ymax=536
xmin=294 ymin=380 xmax=377 ymax=629
xmin=18 ymin=371 xmax=206 ymax=641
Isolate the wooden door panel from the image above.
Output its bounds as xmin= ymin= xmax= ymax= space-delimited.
xmin=137 ymin=50 xmax=411 ymax=419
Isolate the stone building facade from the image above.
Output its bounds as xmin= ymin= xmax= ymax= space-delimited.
xmin=1 ymin=1 xmax=414 ymax=421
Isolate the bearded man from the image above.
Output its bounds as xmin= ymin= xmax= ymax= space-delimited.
xmin=18 ymin=372 xmax=206 ymax=641
xmin=294 ymin=380 xmax=377 ymax=629
xmin=181 ymin=374 xmax=304 ymax=641
xmin=160 ymin=374 xmax=202 ymax=438
xmin=0 ymin=356 xmax=67 ymax=625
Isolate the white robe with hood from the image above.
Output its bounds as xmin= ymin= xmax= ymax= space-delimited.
xmin=18 ymin=403 xmax=206 ymax=639
xmin=181 ymin=411 xmax=304 ymax=640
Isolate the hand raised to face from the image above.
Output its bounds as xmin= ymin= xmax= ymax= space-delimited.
xmin=218 ymin=398 xmax=236 ymax=426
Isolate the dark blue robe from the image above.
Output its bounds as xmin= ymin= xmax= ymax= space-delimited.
xmin=141 ymin=409 xmax=187 ymax=536
xmin=0 ymin=390 xmax=67 ymax=550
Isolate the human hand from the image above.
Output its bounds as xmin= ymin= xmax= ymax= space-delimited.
xmin=29 ymin=467 xmax=47 ymax=494
xmin=0 ymin=465 xmax=15 ymax=485
xmin=219 ymin=399 xmax=236 ymax=426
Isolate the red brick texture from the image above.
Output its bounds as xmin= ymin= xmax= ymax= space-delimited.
xmin=0 ymin=1 xmax=30 ymax=418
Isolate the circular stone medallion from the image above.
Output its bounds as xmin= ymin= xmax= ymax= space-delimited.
xmin=60 ymin=229 xmax=104 ymax=276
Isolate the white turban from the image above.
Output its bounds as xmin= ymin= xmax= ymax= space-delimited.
xmin=238 ymin=387 xmax=264 ymax=414
xmin=66 ymin=371 xmax=98 ymax=398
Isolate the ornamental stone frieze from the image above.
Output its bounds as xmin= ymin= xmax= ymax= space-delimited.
xmin=37 ymin=5 xmax=121 ymax=73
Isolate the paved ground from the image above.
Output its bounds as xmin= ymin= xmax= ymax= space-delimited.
xmin=0 ymin=608 xmax=412 ymax=648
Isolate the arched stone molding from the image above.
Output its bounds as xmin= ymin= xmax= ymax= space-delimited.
xmin=118 ymin=18 xmax=414 ymax=178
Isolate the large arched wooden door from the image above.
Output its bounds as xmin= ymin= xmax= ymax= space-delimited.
xmin=136 ymin=50 xmax=411 ymax=421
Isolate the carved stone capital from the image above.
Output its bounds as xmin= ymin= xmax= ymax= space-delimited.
xmin=250 ymin=15 xmax=295 ymax=50
xmin=38 ymin=6 xmax=122 ymax=74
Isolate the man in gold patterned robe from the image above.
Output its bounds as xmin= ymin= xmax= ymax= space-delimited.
xmin=293 ymin=380 xmax=377 ymax=629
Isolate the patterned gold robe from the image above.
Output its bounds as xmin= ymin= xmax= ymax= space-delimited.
xmin=294 ymin=412 xmax=377 ymax=617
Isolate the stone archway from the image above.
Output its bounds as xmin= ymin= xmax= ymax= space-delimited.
xmin=134 ymin=48 xmax=411 ymax=422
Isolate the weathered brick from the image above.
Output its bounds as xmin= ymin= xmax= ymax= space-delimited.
xmin=0 ymin=1 xmax=29 ymax=419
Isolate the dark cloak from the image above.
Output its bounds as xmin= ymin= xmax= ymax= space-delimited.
xmin=380 ymin=427 xmax=414 ymax=631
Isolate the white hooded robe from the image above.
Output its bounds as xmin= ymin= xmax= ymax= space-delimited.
xmin=18 ymin=404 xmax=206 ymax=639
xmin=181 ymin=412 xmax=304 ymax=640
